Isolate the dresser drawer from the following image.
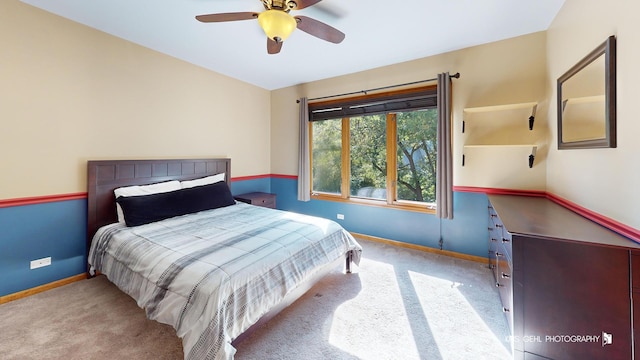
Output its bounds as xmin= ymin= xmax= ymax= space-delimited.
xmin=496 ymin=254 xmax=513 ymax=331
xmin=488 ymin=235 xmax=499 ymax=280
xmin=234 ymin=192 xmax=276 ymax=209
xmin=500 ymin=231 xmax=512 ymax=262
xmin=491 ymin=207 xmax=513 ymax=262
xmin=631 ymin=253 xmax=640 ymax=292
xmin=488 ymin=205 xmax=500 ymax=276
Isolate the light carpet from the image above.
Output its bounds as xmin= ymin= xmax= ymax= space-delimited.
xmin=0 ymin=239 xmax=512 ymax=359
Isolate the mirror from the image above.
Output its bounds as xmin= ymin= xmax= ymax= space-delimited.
xmin=557 ymin=36 xmax=616 ymax=149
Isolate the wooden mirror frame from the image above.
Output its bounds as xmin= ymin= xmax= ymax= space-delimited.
xmin=557 ymin=36 xmax=616 ymax=149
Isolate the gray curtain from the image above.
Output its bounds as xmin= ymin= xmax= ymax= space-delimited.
xmin=297 ymin=97 xmax=311 ymax=201
xmin=436 ymin=73 xmax=453 ymax=219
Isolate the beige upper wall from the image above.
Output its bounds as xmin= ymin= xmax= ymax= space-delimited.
xmin=0 ymin=1 xmax=271 ymax=200
xmin=6 ymin=0 xmax=637 ymax=232
xmin=546 ymin=0 xmax=640 ymax=229
xmin=271 ymin=32 xmax=548 ymax=190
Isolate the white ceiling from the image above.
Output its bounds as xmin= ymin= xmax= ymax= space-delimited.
xmin=21 ymin=0 xmax=565 ymax=90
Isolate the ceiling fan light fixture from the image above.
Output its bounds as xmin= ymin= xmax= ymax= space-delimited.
xmin=258 ymin=10 xmax=297 ymax=42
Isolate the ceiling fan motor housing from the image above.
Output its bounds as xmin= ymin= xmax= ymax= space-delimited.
xmin=262 ymin=0 xmax=298 ymax=12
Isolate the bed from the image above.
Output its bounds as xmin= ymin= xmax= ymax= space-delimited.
xmin=86 ymin=158 xmax=362 ymax=360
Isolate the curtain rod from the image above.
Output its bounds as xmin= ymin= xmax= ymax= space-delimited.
xmin=296 ymin=72 xmax=460 ymax=103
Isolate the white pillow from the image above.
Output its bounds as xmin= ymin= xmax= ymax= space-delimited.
xmin=114 ymin=180 xmax=181 ymax=223
xmin=180 ymin=173 xmax=225 ymax=189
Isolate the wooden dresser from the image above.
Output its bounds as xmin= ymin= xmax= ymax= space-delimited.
xmin=487 ymin=194 xmax=640 ymax=360
xmin=234 ymin=192 xmax=276 ymax=209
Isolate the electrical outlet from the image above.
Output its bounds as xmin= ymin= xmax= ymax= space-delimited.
xmin=30 ymin=257 xmax=51 ymax=269
xmin=337 ymin=214 xmax=345 ymax=220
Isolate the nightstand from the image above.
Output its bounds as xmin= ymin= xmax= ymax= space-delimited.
xmin=234 ymin=192 xmax=276 ymax=209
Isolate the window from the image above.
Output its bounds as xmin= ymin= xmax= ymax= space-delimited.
xmin=309 ymin=86 xmax=438 ymax=212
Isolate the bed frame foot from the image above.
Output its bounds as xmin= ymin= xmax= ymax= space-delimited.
xmin=345 ymin=251 xmax=353 ymax=273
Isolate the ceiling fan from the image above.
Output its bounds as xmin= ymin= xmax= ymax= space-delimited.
xmin=195 ymin=0 xmax=345 ymax=54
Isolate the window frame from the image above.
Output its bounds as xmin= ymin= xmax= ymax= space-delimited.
xmin=309 ymin=85 xmax=438 ymax=214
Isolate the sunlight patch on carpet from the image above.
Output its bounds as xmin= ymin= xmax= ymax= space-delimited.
xmin=408 ymin=270 xmax=512 ymax=359
xmin=327 ymin=258 xmax=422 ymax=360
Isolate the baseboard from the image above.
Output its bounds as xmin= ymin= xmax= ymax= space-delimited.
xmin=0 ymin=273 xmax=86 ymax=305
xmin=351 ymin=232 xmax=487 ymax=264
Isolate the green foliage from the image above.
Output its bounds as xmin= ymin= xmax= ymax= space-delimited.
xmin=350 ymin=115 xmax=387 ymax=198
xmin=312 ymin=120 xmax=341 ymax=193
xmin=396 ymin=109 xmax=437 ymax=203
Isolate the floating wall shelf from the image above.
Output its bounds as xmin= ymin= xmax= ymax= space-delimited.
xmin=462 ymin=102 xmax=538 ymax=133
xmin=462 ymin=145 xmax=537 ymax=168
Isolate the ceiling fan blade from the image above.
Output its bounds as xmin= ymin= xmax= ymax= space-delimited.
xmin=195 ymin=12 xmax=258 ymax=23
xmin=294 ymin=16 xmax=345 ymax=44
xmin=293 ymin=0 xmax=323 ymax=10
xmin=267 ymin=38 xmax=283 ymax=54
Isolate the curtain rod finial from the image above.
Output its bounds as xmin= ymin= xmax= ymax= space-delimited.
xmin=450 ymin=72 xmax=460 ymax=79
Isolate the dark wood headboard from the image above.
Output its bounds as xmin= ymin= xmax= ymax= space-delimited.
xmin=87 ymin=158 xmax=231 ymax=251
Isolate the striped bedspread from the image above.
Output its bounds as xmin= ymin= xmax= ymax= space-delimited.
xmin=88 ymin=202 xmax=362 ymax=360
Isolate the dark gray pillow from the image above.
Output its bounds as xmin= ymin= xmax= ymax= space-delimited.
xmin=116 ymin=181 xmax=235 ymax=227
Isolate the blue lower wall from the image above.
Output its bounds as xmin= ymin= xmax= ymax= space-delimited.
xmin=229 ymin=177 xmax=271 ymax=195
xmin=271 ymin=177 xmax=489 ymax=258
xmin=0 ymin=175 xmax=488 ymax=297
xmin=0 ymin=200 xmax=87 ymax=297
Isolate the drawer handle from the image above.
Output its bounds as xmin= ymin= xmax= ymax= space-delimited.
xmin=503 ymin=307 xmax=510 ymax=313
xmin=502 ymin=238 xmax=510 ymax=243
xmin=496 ymin=252 xmax=503 ymax=257
xmin=490 ymin=214 xmax=497 ymax=218
xmin=496 ymin=282 xmax=503 ymax=288
xmin=495 ymin=224 xmax=503 ymax=228
xmin=501 ymin=272 xmax=510 ymax=279
xmin=491 ymin=238 xmax=498 ymax=242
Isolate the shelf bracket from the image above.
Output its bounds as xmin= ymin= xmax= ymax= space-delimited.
xmin=529 ymin=146 xmax=537 ymax=168
xmin=528 ymin=104 xmax=537 ymax=130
